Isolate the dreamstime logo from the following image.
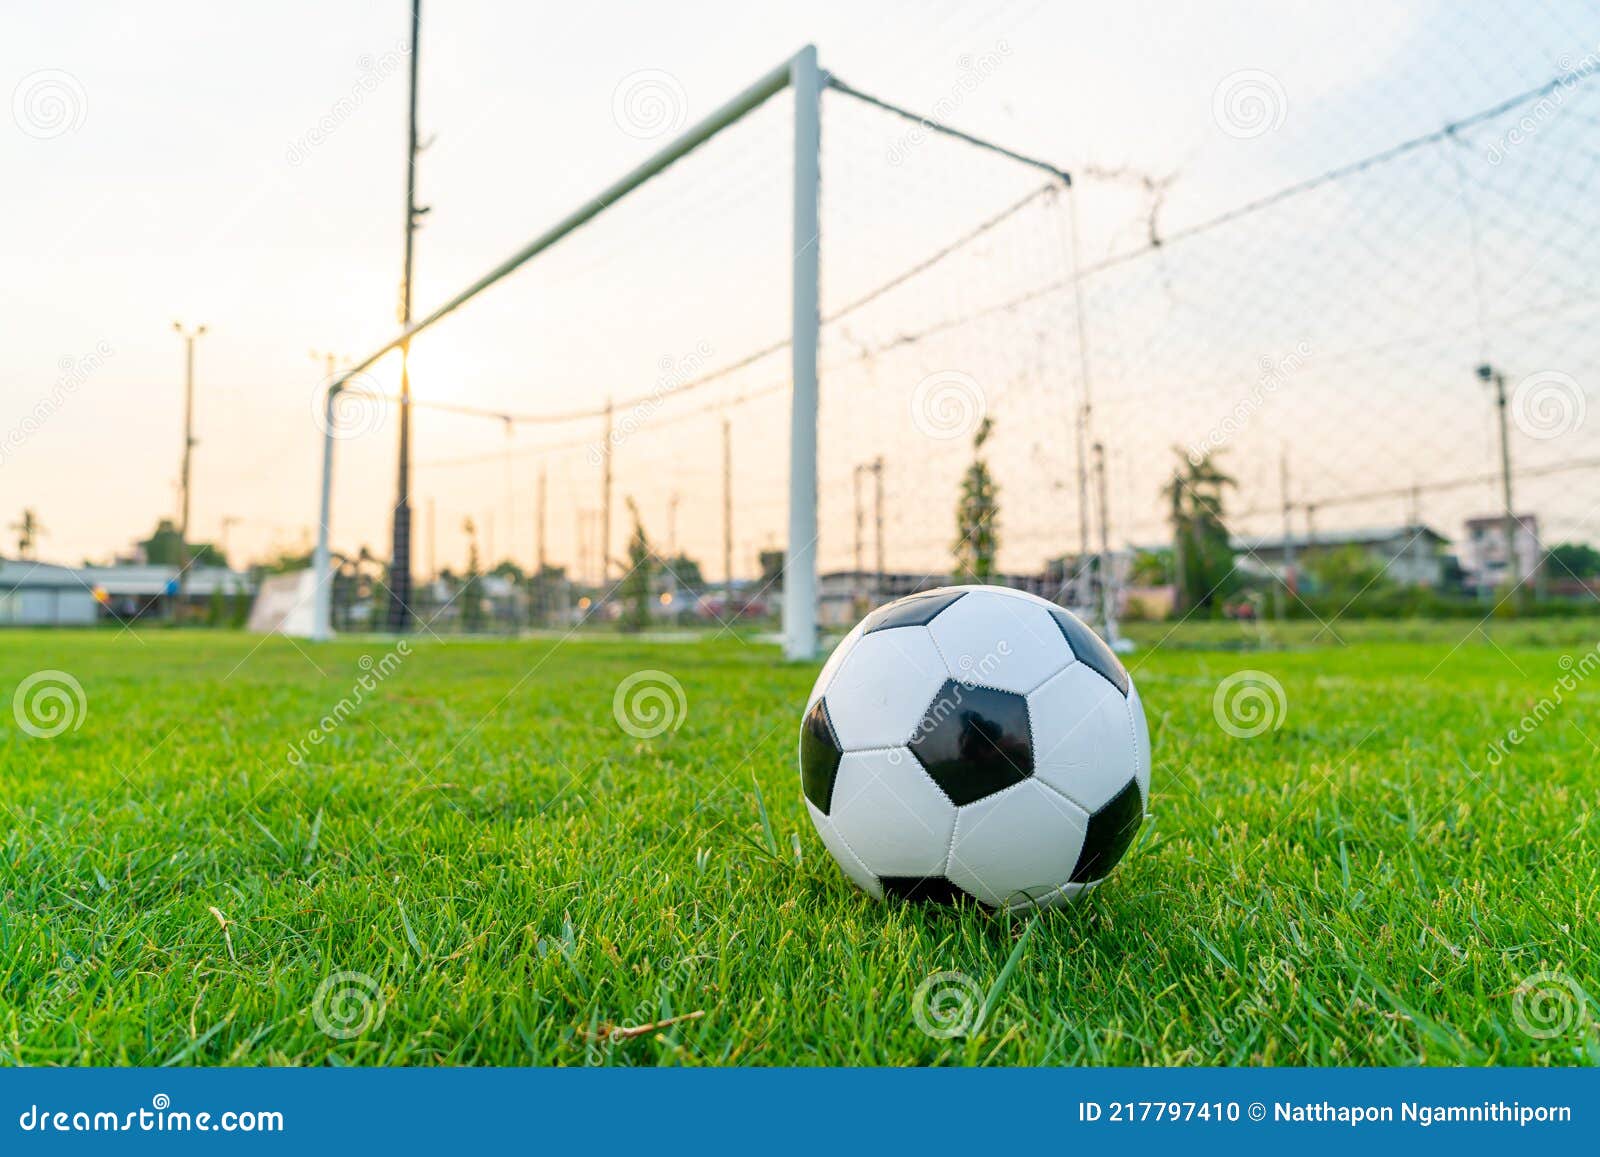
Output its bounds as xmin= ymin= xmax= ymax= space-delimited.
xmin=311 ymin=970 xmax=385 ymax=1039
xmin=286 ymin=642 xmax=411 ymax=765
xmin=1212 ymin=670 xmax=1286 ymax=738
xmin=911 ymin=370 xmax=986 ymax=440
xmin=1510 ymin=370 xmax=1586 ymax=440
xmin=912 ymin=970 xmax=984 ymax=1039
xmin=1485 ymin=47 xmax=1600 ymax=164
xmin=886 ymin=42 xmax=1011 ymax=165
xmin=285 ymin=43 xmax=409 ymax=166
xmin=311 ymin=371 xmax=387 ymax=440
xmin=612 ymin=69 xmax=687 ymax=140
xmin=12 ymin=670 xmax=87 ymax=739
xmin=612 ymin=669 xmax=688 ymax=739
xmin=1485 ymin=641 xmax=1600 ymax=767
xmin=586 ymin=342 xmax=714 ymax=465
xmin=0 ymin=341 xmax=113 ymax=466
xmin=1512 ymin=970 xmax=1587 ymax=1040
xmin=1212 ymin=69 xmax=1287 ymax=140
xmin=13 ymin=69 xmax=87 ymax=139
xmin=1187 ymin=342 xmax=1311 ymax=463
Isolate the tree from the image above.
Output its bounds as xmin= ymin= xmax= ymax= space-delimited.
xmin=461 ymin=517 xmax=484 ymax=632
xmin=953 ymin=417 xmax=1000 ymax=581
xmin=758 ymin=549 xmax=785 ymax=591
xmin=1129 ymin=548 xmax=1173 ymax=586
xmin=620 ymin=499 xmax=654 ymax=632
xmin=1546 ymin=541 xmax=1600 ymax=579
xmin=139 ymin=518 xmax=227 ymax=568
xmin=659 ymin=553 xmax=705 ymax=592
xmin=1303 ymin=543 xmax=1388 ymax=596
xmin=1162 ymin=449 xmax=1237 ymax=614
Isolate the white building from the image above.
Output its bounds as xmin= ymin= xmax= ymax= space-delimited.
xmin=1462 ymin=514 xmax=1541 ymax=594
xmin=1233 ymin=525 xmax=1450 ymax=589
xmin=0 ymin=559 xmax=98 ymax=626
xmin=79 ymin=564 xmax=254 ymax=620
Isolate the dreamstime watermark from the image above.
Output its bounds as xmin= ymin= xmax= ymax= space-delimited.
xmin=12 ymin=69 xmax=87 ymax=139
xmin=911 ymin=370 xmax=987 ymax=441
xmin=1207 ymin=942 xmax=1314 ymax=1048
xmin=583 ymin=950 xmax=708 ymax=1064
xmin=893 ymin=653 xmax=1014 ymax=765
xmin=1484 ymin=641 xmax=1600 ymax=767
xmin=1510 ymin=370 xmax=1586 ymax=440
xmin=17 ymin=1094 xmax=284 ymax=1135
xmin=310 ymin=970 xmax=386 ymax=1039
xmin=16 ymin=952 xmax=98 ymax=1040
xmin=285 ymin=642 xmax=411 ymax=765
xmin=1484 ymin=47 xmax=1600 ymax=164
xmin=612 ymin=69 xmax=687 ymax=140
xmin=285 ymin=43 xmax=410 ymax=166
xmin=912 ymin=970 xmax=985 ymax=1039
xmin=1 ymin=341 xmax=114 ymax=466
xmin=586 ymin=342 xmax=713 ymax=465
xmin=885 ymin=42 xmax=1011 ymax=166
xmin=1512 ymin=970 xmax=1588 ymax=1040
xmin=1187 ymin=342 xmax=1311 ymax=463
xmin=1212 ymin=69 xmax=1287 ymax=140
xmin=1212 ymin=669 xmax=1287 ymax=738
xmin=310 ymin=370 xmax=388 ymax=440
xmin=12 ymin=670 xmax=87 ymax=739
xmin=612 ymin=670 xmax=687 ymax=739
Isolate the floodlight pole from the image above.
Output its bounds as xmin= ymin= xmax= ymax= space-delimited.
xmin=784 ymin=44 xmax=822 ymax=662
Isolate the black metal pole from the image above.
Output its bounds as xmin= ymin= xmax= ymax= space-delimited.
xmin=387 ymin=0 xmax=423 ymax=632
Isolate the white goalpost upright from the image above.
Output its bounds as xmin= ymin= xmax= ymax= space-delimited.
xmin=309 ymin=45 xmax=1102 ymax=659
xmin=784 ymin=44 xmax=822 ymax=661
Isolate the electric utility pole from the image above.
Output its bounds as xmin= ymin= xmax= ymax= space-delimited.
xmin=1092 ymin=441 xmax=1117 ymax=642
xmin=722 ymin=419 xmax=733 ymax=613
xmin=600 ymin=397 xmax=613 ymax=589
xmin=386 ymin=0 xmax=426 ymax=632
xmin=1279 ymin=448 xmax=1294 ymax=621
xmin=536 ymin=467 xmax=547 ymax=573
xmin=1477 ymin=363 xmax=1523 ymax=608
xmin=872 ymin=456 xmax=885 ymax=604
xmin=173 ymin=321 xmax=207 ymax=606
xmin=853 ymin=462 xmax=866 ymax=609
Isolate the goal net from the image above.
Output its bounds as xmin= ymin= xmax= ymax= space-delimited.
xmin=315 ymin=45 xmax=1600 ymax=647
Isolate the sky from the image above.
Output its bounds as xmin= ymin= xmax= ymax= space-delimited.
xmin=4 ymin=0 xmax=1597 ymax=575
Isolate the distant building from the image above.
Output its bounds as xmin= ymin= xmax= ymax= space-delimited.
xmin=1462 ymin=514 xmax=1541 ymax=594
xmin=79 ymin=564 xmax=253 ymax=621
xmin=817 ymin=569 xmax=1064 ymax=626
xmin=1233 ymin=525 xmax=1451 ymax=589
xmin=0 ymin=559 xmax=98 ymax=626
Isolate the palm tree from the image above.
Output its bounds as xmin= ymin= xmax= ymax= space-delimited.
xmin=1162 ymin=449 xmax=1237 ymax=614
xmin=954 ymin=417 xmax=1000 ymax=580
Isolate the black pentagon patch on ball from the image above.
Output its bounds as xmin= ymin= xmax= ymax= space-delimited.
xmin=1069 ymin=778 xmax=1144 ymax=884
xmin=1048 ymin=607 xmax=1130 ymax=696
xmin=799 ymin=698 xmax=844 ymax=815
xmin=908 ymin=679 xmax=1033 ymax=806
xmin=861 ymin=589 xmax=966 ymax=634
xmin=879 ymin=875 xmax=974 ymax=905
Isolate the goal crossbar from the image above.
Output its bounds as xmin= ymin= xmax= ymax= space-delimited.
xmin=311 ymin=45 xmax=1075 ymax=660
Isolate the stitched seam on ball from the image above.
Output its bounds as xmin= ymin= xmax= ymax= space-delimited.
xmin=821 ymin=814 xmax=878 ymax=894
xmin=1025 ymin=657 xmax=1080 ymax=698
xmin=1032 ymin=775 xmax=1095 ymax=818
xmin=1126 ymin=688 xmax=1145 ymax=811
xmin=941 ymin=801 xmax=961 ymax=876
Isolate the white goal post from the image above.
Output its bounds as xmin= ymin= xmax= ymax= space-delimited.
xmin=311 ymin=45 xmax=1078 ymax=660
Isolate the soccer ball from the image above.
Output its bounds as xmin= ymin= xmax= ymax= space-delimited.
xmin=799 ymin=585 xmax=1150 ymax=910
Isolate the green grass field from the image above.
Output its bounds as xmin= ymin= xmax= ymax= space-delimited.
xmin=1 ymin=620 xmax=1596 ymax=1066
